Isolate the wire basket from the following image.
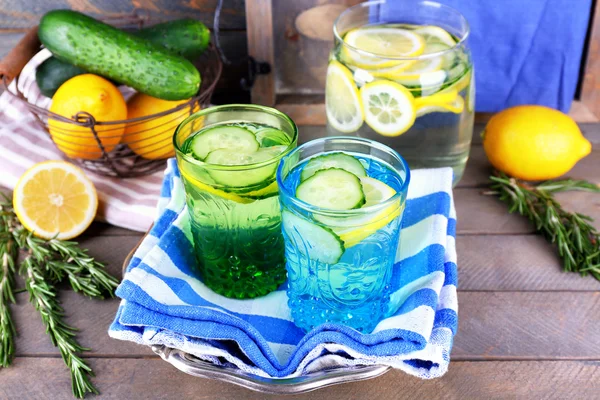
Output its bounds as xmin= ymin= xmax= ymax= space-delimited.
xmin=0 ymin=17 xmax=223 ymax=178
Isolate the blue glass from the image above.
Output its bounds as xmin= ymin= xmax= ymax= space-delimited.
xmin=277 ymin=137 xmax=410 ymax=333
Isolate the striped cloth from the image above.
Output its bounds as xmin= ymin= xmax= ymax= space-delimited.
xmin=109 ymin=159 xmax=458 ymax=379
xmin=0 ymin=49 xmax=162 ymax=231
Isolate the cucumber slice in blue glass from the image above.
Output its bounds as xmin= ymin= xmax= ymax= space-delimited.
xmin=300 ymin=152 xmax=366 ymax=181
xmin=282 ymin=210 xmax=344 ymax=264
xmin=296 ymin=168 xmax=365 ymax=210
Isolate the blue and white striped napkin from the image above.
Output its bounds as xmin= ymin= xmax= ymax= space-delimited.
xmin=109 ymin=159 xmax=458 ymax=379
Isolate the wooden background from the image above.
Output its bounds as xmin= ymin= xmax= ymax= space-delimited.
xmin=0 ymin=0 xmax=251 ymax=102
xmin=2 ymin=0 xmax=600 ymax=120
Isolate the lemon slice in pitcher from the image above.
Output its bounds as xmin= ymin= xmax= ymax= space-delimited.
xmin=372 ymin=56 xmax=444 ymax=83
xmin=414 ymin=88 xmax=459 ymax=109
xmin=343 ymin=27 xmax=425 ymax=69
xmin=413 ymin=25 xmax=457 ymax=47
xmin=326 ymin=60 xmax=364 ymax=133
xmin=359 ymin=80 xmax=416 ymax=137
xmin=416 ymin=96 xmax=465 ymax=117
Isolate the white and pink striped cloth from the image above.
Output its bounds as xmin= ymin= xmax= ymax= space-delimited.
xmin=0 ymin=49 xmax=163 ymax=232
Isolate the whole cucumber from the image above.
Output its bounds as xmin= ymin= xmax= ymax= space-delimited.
xmin=38 ymin=10 xmax=201 ymax=100
xmin=137 ymin=19 xmax=210 ymax=60
xmin=36 ymin=57 xmax=86 ymax=97
xmin=36 ymin=18 xmax=210 ymax=98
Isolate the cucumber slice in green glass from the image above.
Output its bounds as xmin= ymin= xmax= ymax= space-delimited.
xmin=282 ymin=210 xmax=345 ymax=264
xmin=300 ymin=152 xmax=366 ymax=181
xmin=255 ymin=128 xmax=291 ymax=147
xmin=205 ymin=145 xmax=287 ymax=188
xmin=296 ymin=168 xmax=365 ymax=210
xmin=190 ymin=125 xmax=259 ymax=160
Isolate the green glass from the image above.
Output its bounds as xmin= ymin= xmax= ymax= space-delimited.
xmin=173 ymin=105 xmax=298 ymax=299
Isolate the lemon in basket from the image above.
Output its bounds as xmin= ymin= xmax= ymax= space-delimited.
xmin=49 ymin=74 xmax=127 ymax=160
xmin=125 ymin=93 xmax=198 ymax=160
xmin=13 ymin=161 xmax=98 ymax=240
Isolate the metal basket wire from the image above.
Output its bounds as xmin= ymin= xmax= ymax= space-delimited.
xmin=1 ymin=17 xmax=223 ymax=178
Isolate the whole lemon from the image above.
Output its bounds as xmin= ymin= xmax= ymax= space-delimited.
xmin=125 ymin=93 xmax=197 ymax=160
xmin=483 ymin=105 xmax=592 ymax=180
xmin=49 ymin=74 xmax=127 ymax=160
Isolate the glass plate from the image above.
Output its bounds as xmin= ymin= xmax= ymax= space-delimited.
xmin=152 ymin=345 xmax=391 ymax=394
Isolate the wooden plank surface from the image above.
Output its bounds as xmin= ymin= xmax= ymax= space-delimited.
xmin=0 ymin=0 xmax=246 ymax=30
xmin=245 ymin=0 xmax=276 ymax=105
xmin=1 ymin=358 xmax=599 ymax=399
xmin=580 ymin=0 xmax=600 ymax=120
xmin=11 ymin=289 xmax=600 ymax=359
xmin=457 ymin=235 xmax=600 ymax=291
xmin=0 ymin=32 xmax=25 ymax=63
xmin=453 ymin=292 xmax=600 ymax=360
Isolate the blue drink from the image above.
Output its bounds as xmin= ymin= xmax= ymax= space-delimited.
xmin=277 ymin=137 xmax=410 ymax=333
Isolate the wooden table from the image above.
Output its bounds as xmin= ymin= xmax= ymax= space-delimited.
xmin=1 ymin=124 xmax=599 ymax=399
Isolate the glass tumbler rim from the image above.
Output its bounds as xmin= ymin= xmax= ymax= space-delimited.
xmin=276 ymin=136 xmax=411 ymax=218
xmin=173 ymin=104 xmax=298 ymax=172
xmin=333 ymin=0 xmax=471 ymax=62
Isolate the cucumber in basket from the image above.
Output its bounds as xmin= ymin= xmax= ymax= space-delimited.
xmin=38 ymin=10 xmax=201 ymax=100
xmin=36 ymin=18 xmax=210 ymax=97
xmin=138 ymin=19 xmax=210 ymax=60
xmin=36 ymin=57 xmax=87 ymax=98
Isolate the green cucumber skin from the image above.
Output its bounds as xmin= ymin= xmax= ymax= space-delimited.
xmin=138 ymin=19 xmax=210 ymax=60
xmin=38 ymin=10 xmax=200 ymax=100
xmin=35 ymin=57 xmax=86 ymax=97
xmin=36 ymin=18 xmax=210 ymax=97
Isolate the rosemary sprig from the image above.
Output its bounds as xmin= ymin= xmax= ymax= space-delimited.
xmin=488 ymin=172 xmax=600 ymax=281
xmin=0 ymin=207 xmax=18 ymax=368
xmin=0 ymin=196 xmax=120 ymax=398
xmin=21 ymin=255 xmax=99 ymax=398
xmin=22 ymin=234 xmax=118 ymax=299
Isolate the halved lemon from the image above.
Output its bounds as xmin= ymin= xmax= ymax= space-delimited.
xmin=413 ymin=26 xmax=457 ymax=47
xmin=416 ymin=96 xmax=465 ymax=117
xmin=13 ymin=161 xmax=98 ymax=240
xmin=343 ymin=27 xmax=425 ymax=69
xmin=326 ymin=60 xmax=364 ymax=133
xmin=320 ymin=177 xmax=403 ymax=248
xmin=360 ymin=80 xmax=416 ymax=137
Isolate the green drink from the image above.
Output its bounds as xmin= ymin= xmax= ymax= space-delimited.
xmin=173 ymin=105 xmax=298 ymax=299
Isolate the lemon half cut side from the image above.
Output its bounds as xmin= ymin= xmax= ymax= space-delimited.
xmin=13 ymin=161 xmax=98 ymax=240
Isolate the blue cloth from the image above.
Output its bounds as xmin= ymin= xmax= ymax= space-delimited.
xmin=109 ymin=159 xmax=458 ymax=379
xmin=377 ymin=0 xmax=592 ymax=113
